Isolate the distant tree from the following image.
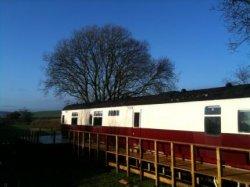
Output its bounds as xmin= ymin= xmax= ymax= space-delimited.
xmin=43 ymin=25 xmax=177 ymax=103
xmin=234 ymin=64 xmax=250 ymax=83
xmin=7 ymin=111 xmax=21 ymax=120
xmin=19 ymin=109 xmax=33 ymax=122
xmin=224 ymin=64 xmax=250 ymax=84
xmin=217 ymin=0 xmax=250 ymax=51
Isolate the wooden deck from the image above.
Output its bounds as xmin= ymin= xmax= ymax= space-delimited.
xmin=68 ymin=130 xmax=250 ymax=187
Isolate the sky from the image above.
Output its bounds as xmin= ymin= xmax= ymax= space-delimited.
xmin=0 ymin=0 xmax=249 ymax=112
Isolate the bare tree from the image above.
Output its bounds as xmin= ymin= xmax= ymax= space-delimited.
xmin=43 ymin=25 xmax=177 ymax=103
xmin=225 ymin=64 xmax=250 ymax=84
xmin=234 ymin=64 xmax=250 ymax=83
xmin=217 ymin=0 xmax=250 ymax=51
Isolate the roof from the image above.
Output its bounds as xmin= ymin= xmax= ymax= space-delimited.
xmin=63 ymin=84 xmax=250 ymax=110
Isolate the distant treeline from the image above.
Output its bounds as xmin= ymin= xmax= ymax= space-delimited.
xmin=0 ymin=110 xmax=61 ymax=126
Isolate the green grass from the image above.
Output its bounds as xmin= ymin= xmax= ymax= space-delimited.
xmin=78 ymin=169 xmax=157 ymax=187
xmin=32 ymin=110 xmax=61 ymax=118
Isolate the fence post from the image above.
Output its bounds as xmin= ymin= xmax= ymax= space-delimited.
xmin=89 ymin=133 xmax=91 ymax=159
xmin=116 ymin=135 xmax=119 ymax=173
xmin=82 ymin=132 xmax=85 ymax=157
xmin=216 ymin=147 xmax=222 ymax=187
xmin=126 ymin=136 xmax=130 ymax=177
xmin=154 ymin=140 xmax=158 ymax=186
xmin=97 ymin=133 xmax=99 ymax=161
xmin=139 ymin=138 xmax=143 ymax=181
xmin=190 ymin=144 xmax=195 ymax=187
xmin=171 ymin=142 xmax=175 ymax=187
xmin=105 ymin=135 xmax=108 ymax=166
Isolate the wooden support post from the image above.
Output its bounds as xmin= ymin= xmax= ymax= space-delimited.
xmin=105 ymin=135 xmax=108 ymax=166
xmin=171 ymin=142 xmax=175 ymax=187
xmin=216 ymin=147 xmax=222 ymax=187
xmin=77 ymin=131 xmax=80 ymax=159
xmin=190 ymin=144 xmax=195 ymax=187
xmin=116 ymin=135 xmax=119 ymax=173
xmin=126 ymin=136 xmax=130 ymax=177
xmin=97 ymin=133 xmax=99 ymax=161
xmin=72 ymin=131 xmax=75 ymax=153
xmin=154 ymin=140 xmax=159 ymax=187
xmin=89 ymin=133 xmax=91 ymax=159
xmin=139 ymin=139 xmax=143 ymax=181
xmin=81 ymin=132 xmax=85 ymax=157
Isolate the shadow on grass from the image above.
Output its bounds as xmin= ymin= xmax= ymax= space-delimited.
xmin=0 ymin=144 xmax=158 ymax=187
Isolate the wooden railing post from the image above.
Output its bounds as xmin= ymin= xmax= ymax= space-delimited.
xmin=139 ymin=138 xmax=143 ymax=181
xmin=77 ymin=131 xmax=80 ymax=159
xmin=171 ymin=142 xmax=175 ymax=187
xmin=190 ymin=144 xmax=196 ymax=187
xmin=89 ymin=133 xmax=91 ymax=159
xmin=216 ymin=147 xmax=222 ymax=187
xmin=154 ymin=140 xmax=158 ymax=186
xmin=82 ymin=132 xmax=85 ymax=157
xmin=105 ymin=135 xmax=108 ymax=166
xmin=97 ymin=133 xmax=99 ymax=161
xmin=116 ymin=135 xmax=119 ymax=173
xmin=126 ymin=136 xmax=130 ymax=177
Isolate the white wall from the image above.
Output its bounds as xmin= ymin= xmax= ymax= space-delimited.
xmin=61 ymin=97 xmax=250 ymax=134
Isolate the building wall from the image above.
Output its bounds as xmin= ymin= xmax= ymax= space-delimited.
xmin=61 ymin=97 xmax=250 ymax=134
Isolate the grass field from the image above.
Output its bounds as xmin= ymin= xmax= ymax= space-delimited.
xmin=32 ymin=110 xmax=61 ymax=118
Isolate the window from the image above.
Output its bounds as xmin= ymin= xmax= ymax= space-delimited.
xmin=93 ymin=117 xmax=102 ymax=126
xmin=238 ymin=110 xmax=250 ymax=133
xmin=204 ymin=105 xmax=221 ymax=135
xmin=205 ymin=106 xmax=221 ymax=115
xmin=108 ymin=110 xmax=119 ymax=116
xmin=71 ymin=118 xmax=78 ymax=125
xmin=72 ymin=112 xmax=78 ymax=117
xmin=205 ymin=117 xmax=221 ymax=135
xmin=94 ymin=111 xmax=102 ymax=116
xmin=62 ymin=115 xmax=65 ymax=124
xmin=134 ymin=112 xmax=140 ymax=128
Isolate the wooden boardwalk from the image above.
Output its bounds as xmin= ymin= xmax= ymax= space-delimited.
xmin=68 ymin=130 xmax=250 ymax=187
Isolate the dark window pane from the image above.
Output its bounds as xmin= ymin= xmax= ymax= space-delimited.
xmin=71 ymin=118 xmax=78 ymax=125
xmin=108 ymin=110 xmax=119 ymax=116
xmin=89 ymin=115 xmax=92 ymax=125
xmin=205 ymin=117 xmax=221 ymax=135
xmin=134 ymin=113 xmax=140 ymax=128
xmin=238 ymin=111 xmax=250 ymax=132
xmin=205 ymin=106 xmax=221 ymax=115
xmin=93 ymin=117 xmax=102 ymax=126
xmin=94 ymin=111 xmax=102 ymax=116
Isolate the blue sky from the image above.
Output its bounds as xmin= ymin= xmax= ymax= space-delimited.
xmin=0 ymin=0 xmax=249 ymax=111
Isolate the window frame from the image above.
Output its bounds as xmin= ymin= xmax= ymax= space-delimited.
xmin=72 ymin=112 xmax=78 ymax=117
xmin=204 ymin=116 xmax=221 ymax=135
xmin=204 ymin=105 xmax=221 ymax=136
xmin=238 ymin=110 xmax=250 ymax=133
xmin=108 ymin=110 xmax=120 ymax=116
